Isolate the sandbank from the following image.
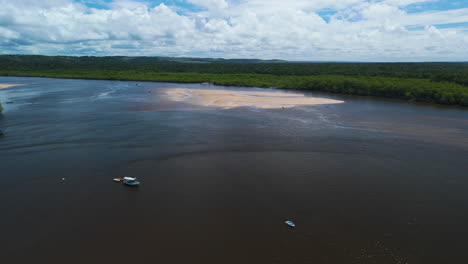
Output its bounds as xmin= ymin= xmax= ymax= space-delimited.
xmin=0 ymin=84 xmax=23 ymax=89
xmin=165 ymin=88 xmax=344 ymax=109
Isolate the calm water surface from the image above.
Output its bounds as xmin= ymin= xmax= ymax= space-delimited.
xmin=1 ymin=77 xmax=467 ymax=264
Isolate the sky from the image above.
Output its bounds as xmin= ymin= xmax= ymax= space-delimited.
xmin=0 ymin=0 xmax=467 ymax=61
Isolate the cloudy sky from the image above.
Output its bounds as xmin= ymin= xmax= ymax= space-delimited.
xmin=0 ymin=0 xmax=467 ymax=61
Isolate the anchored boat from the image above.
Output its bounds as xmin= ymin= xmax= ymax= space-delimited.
xmin=285 ymin=220 xmax=296 ymax=227
xmin=123 ymin=177 xmax=140 ymax=187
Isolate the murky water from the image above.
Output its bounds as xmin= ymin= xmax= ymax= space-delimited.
xmin=1 ymin=77 xmax=467 ymax=264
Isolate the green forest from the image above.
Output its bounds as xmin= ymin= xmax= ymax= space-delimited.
xmin=1 ymin=55 xmax=467 ymax=106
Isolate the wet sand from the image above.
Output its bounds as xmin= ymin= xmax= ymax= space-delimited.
xmin=0 ymin=84 xmax=23 ymax=89
xmin=165 ymin=88 xmax=344 ymax=109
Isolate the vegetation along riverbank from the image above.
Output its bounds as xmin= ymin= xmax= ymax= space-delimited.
xmin=1 ymin=55 xmax=467 ymax=106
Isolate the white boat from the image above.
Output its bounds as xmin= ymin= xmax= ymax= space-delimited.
xmin=285 ymin=220 xmax=296 ymax=227
xmin=123 ymin=177 xmax=140 ymax=187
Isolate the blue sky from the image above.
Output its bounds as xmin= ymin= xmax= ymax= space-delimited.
xmin=404 ymin=0 xmax=468 ymax=13
xmin=0 ymin=0 xmax=467 ymax=61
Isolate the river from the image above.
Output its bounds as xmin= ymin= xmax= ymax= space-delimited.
xmin=1 ymin=76 xmax=467 ymax=263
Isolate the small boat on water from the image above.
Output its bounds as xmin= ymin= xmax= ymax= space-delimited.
xmin=123 ymin=177 xmax=140 ymax=187
xmin=285 ymin=220 xmax=296 ymax=227
xmin=113 ymin=178 xmax=124 ymax=182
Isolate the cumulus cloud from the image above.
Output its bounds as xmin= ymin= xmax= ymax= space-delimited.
xmin=0 ymin=0 xmax=467 ymax=61
xmin=188 ymin=0 xmax=228 ymax=10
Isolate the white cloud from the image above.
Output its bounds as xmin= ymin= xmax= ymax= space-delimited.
xmin=399 ymin=8 xmax=468 ymax=26
xmin=382 ymin=0 xmax=433 ymax=6
xmin=188 ymin=0 xmax=228 ymax=10
xmin=0 ymin=0 xmax=467 ymax=61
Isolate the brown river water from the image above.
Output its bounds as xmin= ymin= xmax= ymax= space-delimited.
xmin=0 ymin=77 xmax=467 ymax=264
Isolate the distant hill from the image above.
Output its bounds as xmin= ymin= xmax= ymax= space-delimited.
xmin=0 ymin=55 xmax=286 ymax=65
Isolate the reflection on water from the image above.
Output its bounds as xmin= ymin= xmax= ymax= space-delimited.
xmin=0 ymin=76 xmax=467 ymax=264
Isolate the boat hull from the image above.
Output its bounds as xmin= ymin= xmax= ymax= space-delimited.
xmin=123 ymin=181 xmax=140 ymax=187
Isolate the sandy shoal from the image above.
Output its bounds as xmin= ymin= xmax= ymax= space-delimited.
xmin=0 ymin=84 xmax=23 ymax=89
xmin=165 ymin=88 xmax=344 ymax=109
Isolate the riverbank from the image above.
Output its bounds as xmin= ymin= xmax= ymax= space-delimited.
xmin=1 ymin=70 xmax=467 ymax=107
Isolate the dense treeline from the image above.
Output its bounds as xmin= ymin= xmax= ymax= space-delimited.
xmin=1 ymin=55 xmax=467 ymax=86
xmin=0 ymin=55 xmax=467 ymax=106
